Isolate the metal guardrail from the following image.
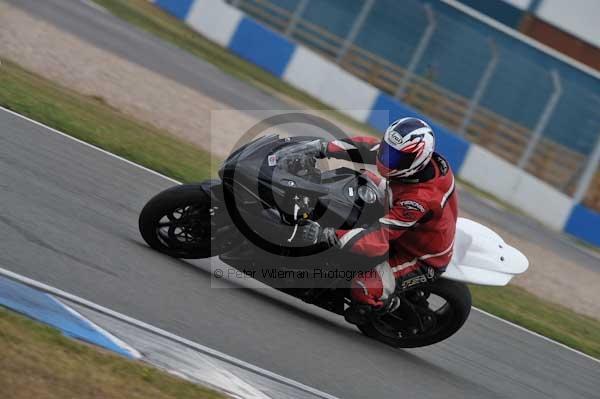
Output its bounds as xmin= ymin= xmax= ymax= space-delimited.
xmin=228 ymin=0 xmax=600 ymax=211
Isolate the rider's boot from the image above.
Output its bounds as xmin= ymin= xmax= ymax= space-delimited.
xmin=344 ymin=296 xmax=401 ymax=325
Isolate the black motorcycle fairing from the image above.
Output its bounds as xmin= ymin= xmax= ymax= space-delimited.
xmin=214 ymin=134 xmax=390 ymax=311
xmin=218 ymin=135 xmax=384 ymax=255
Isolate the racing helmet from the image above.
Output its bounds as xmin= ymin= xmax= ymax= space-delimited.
xmin=376 ymin=117 xmax=435 ymax=178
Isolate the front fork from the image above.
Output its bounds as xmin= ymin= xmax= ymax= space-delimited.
xmin=199 ymin=180 xmax=240 ymax=252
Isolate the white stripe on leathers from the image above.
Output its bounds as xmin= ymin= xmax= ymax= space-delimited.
xmin=338 ymin=228 xmax=365 ymax=248
xmin=391 ymin=239 xmax=455 ymax=273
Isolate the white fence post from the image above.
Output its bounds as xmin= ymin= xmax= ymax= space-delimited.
xmin=458 ymin=39 xmax=499 ymax=136
xmin=395 ymin=3 xmax=436 ymax=98
xmin=517 ymin=70 xmax=562 ymax=169
xmin=336 ymin=0 xmax=375 ymax=63
xmin=573 ymin=133 xmax=600 ymax=204
xmin=285 ymin=0 xmax=310 ymax=37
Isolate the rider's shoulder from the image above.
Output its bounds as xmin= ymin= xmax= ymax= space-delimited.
xmin=389 ymin=185 xmax=432 ymax=211
xmin=431 ymin=152 xmax=452 ymax=177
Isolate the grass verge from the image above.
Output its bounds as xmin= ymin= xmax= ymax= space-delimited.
xmin=0 ymin=307 xmax=226 ymax=399
xmin=470 ymin=285 xmax=600 ymax=358
xmin=0 ymin=59 xmax=216 ymax=182
xmin=91 ymin=0 xmax=382 ymax=135
xmin=0 ymin=43 xmax=598 ymax=358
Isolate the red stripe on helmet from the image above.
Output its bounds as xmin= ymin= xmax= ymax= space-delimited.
xmin=402 ymin=141 xmax=425 ymax=154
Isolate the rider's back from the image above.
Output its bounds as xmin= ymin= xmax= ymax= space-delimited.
xmin=387 ymin=152 xmax=457 ymax=269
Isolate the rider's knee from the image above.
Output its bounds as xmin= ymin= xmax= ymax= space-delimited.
xmin=350 ymin=262 xmax=396 ymax=307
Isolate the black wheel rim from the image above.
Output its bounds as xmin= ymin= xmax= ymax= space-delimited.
xmin=156 ymin=204 xmax=211 ymax=250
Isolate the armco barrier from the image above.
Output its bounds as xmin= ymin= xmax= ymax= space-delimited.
xmin=152 ymin=0 xmax=598 ymax=247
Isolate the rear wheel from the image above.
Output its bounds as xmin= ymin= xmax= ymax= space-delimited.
xmin=139 ymin=184 xmax=233 ymax=259
xmin=358 ymin=279 xmax=471 ymax=348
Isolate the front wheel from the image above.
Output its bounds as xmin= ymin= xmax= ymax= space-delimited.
xmin=139 ymin=183 xmax=233 ymax=259
xmin=358 ymin=279 xmax=471 ymax=348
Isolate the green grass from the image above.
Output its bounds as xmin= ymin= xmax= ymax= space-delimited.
xmin=0 ymin=59 xmax=217 ymax=183
xmin=91 ymin=0 xmax=382 ymax=136
xmin=0 ymin=307 xmax=226 ymax=399
xmin=569 ymin=235 xmax=600 ymax=256
xmin=471 ymin=285 xmax=600 ymax=358
xmin=0 ymin=32 xmax=598 ymax=359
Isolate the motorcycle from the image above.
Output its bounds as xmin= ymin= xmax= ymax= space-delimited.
xmin=139 ymin=134 xmax=529 ymax=348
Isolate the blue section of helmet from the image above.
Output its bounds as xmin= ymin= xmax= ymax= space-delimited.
xmin=368 ymin=93 xmax=470 ymax=173
xmin=391 ymin=118 xmax=427 ymax=137
xmin=377 ymin=140 xmax=417 ymax=170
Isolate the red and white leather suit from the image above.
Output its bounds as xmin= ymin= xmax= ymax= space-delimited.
xmin=325 ymin=136 xmax=458 ymax=307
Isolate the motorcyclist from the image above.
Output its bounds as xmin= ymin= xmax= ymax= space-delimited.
xmin=299 ymin=117 xmax=458 ymax=325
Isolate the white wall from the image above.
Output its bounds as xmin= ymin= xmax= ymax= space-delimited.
xmin=502 ymin=0 xmax=533 ymax=10
xmin=186 ymin=0 xmax=243 ymax=47
xmin=510 ymin=172 xmax=573 ymax=230
xmin=459 ymin=146 xmax=522 ymax=200
xmin=536 ymin=0 xmax=600 ymax=48
xmin=283 ymin=47 xmax=379 ymax=123
xmin=459 ymin=145 xmax=573 ymax=230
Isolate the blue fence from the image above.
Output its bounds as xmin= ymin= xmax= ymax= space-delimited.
xmin=241 ymin=0 xmax=600 ymax=155
xmin=154 ymin=0 xmax=600 ymax=246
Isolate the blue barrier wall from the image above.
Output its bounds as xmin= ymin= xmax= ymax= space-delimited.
xmin=564 ymin=205 xmax=600 ymax=247
xmin=229 ymin=17 xmax=296 ymax=77
xmin=155 ymin=0 xmax=195 ymax=20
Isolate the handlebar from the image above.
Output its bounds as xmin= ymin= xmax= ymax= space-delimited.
xmin=274 ymin=139 xmax=323 ymax=176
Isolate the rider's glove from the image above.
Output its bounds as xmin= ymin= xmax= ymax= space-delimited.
xmin=317 ymin=139 xmax=329 ymax=159
xmin=304 ymin=139 xmax=328 ymax=159
xmin=299 ymin=220 xmax=339 ymax=248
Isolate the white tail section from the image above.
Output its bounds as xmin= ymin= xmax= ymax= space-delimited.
xmin=443 ymin=218 xmax=529 ymax=286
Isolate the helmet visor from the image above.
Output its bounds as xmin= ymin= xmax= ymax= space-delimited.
xmin=377 ymin=140 xmax=417 ymax=171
